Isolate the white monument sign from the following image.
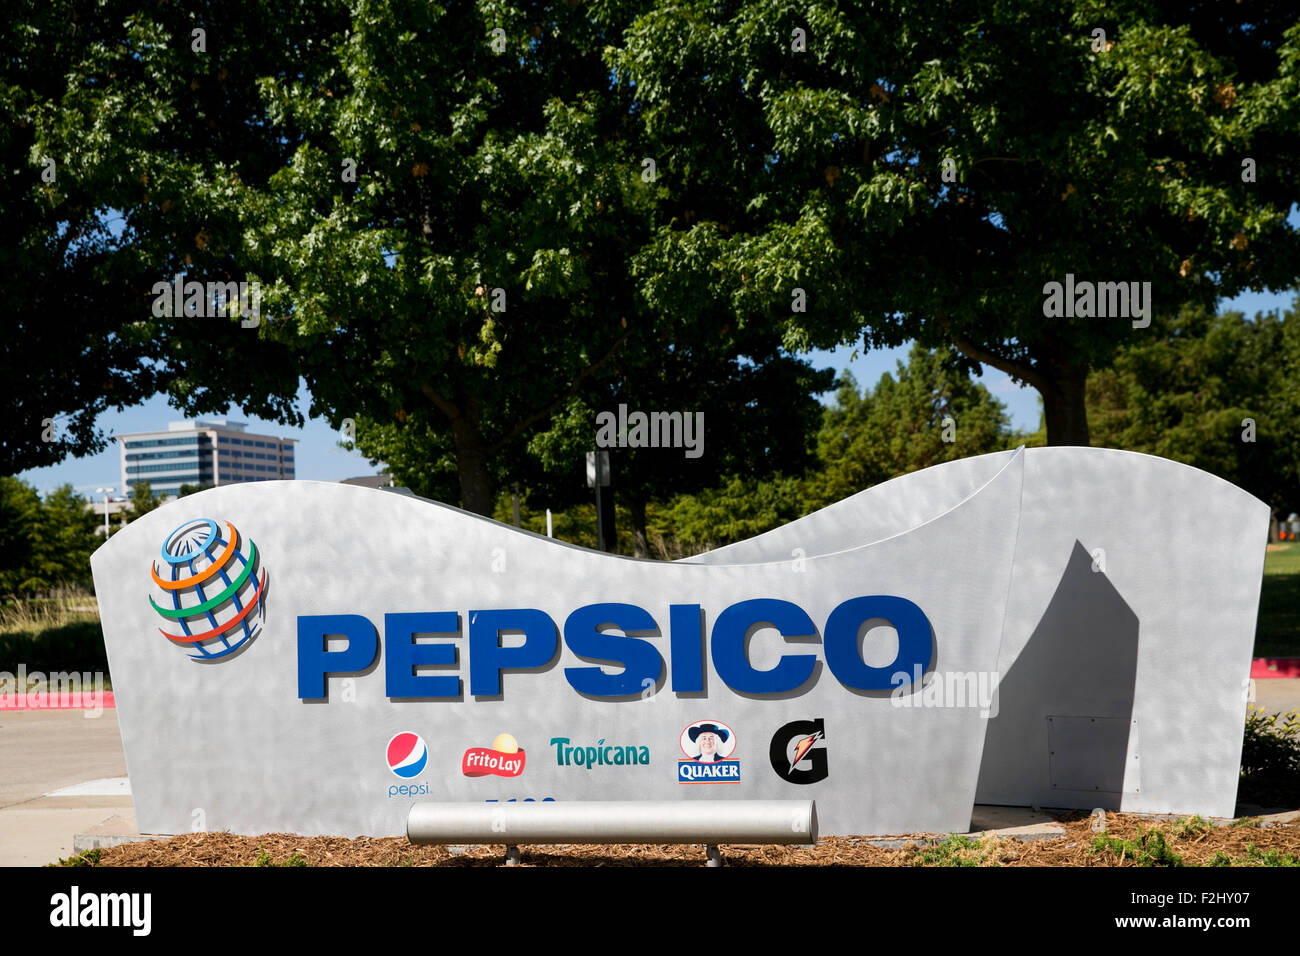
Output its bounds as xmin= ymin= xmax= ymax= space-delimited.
xmin=93 ymin=451 xmax=1029 ymax=836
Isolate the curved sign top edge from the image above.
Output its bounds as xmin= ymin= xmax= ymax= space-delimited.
xmin=684 ymin=446 xmax=1268 ymax=566
xmin=93 ymin=449 xmax=1029 ymax=573
xmin=680 ymin=446 xmax=1027 ymax=567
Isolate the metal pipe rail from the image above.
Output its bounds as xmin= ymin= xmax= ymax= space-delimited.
xmin=408 ymin=800 xmax=818 ymax=866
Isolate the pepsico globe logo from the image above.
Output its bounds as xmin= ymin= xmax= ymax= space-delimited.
xmin=149 ymin=518 xmax=267 ymax=661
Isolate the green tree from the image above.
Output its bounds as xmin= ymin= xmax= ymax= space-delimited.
xmin=0 ymin=478 xmax=43 ymax=594
xmin=126 ymin=481 xmax=163 ymax=521
xmin=1087 ymin=301 xmax=1300 ymax=516
xmin=4 ymin=1 xmax=338 ymax=475
xmin=811 ymin=345 xmax=1012 ymax=509
xmin=658 ymin=344 xmax=1011 ymax=550
xmin=188 ymin=0 xmax=832 ymax=521
xmin=31 ymin=485 xmax=101 ymax=592
xmin=663 ymin=473 xmax=807 ymax=555
xmin=609 ymin=0 xmax=1300 ymax=446
xmin=0 ymin=480 xmax=99 ymax=594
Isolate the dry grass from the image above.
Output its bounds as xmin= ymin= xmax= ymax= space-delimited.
xmin=0 ymin=587 xmax=98 ymax=634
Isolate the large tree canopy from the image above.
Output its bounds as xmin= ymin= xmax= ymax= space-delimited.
xmin=162 ymin=0 xmax=831 ymax=518
xmin=608 ymin=0 xmax=1300 ymax=445
xmin=3 ymin=1 xmax=336 ymax=475
xmin=10 ymin=0 xmax=1300 ymax=531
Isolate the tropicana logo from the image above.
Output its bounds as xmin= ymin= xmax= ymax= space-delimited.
xmin=149 ymin=518 xmax=266 ymax=661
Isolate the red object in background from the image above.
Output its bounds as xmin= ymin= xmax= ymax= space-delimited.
xmin=1252 ymin=658 xmax=1300 ymax=679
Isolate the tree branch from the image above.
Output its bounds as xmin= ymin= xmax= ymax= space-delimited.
xmin=936 ymin=312 xmax=1048 ymax=394
xmin=420 ymin=381 xmax=459 ymax=420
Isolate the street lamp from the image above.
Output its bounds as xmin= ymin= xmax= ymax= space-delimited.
xmin=95 ymin=487 xmax=115 ymax=537
xmin=585 ymin=450 xmax=614 ymax=552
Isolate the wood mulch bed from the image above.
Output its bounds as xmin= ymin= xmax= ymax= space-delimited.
xmin=63 ymin=810 xmax=1300 ymax=867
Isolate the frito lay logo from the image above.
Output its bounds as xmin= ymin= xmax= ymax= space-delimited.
xmin=769 ymin=718 xmax=828 ymax=784
xmin=462 ymin=733 xmax=525 ymax=777
xmin=677 ymin=720 xmax=740 ymax=784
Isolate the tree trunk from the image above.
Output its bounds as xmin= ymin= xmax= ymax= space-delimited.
xmin=1040 ymin=363 xmax=1091 ymax=446
xmin=630 ymin=496 xmax=650 ymax=558
xmin=936 ymin=313 xmax=1091 ymax=447
xmin=450 ymin=408 xmax=495 ymax=516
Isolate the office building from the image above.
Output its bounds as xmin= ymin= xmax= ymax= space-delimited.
xmin=120 ymin=419 xmax=297 ymax=499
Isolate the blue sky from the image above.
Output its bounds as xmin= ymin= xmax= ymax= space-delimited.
xmin=17 ymin=287 xmax=1298 ymax=499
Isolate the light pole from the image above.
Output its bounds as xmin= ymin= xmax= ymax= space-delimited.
xmin=95 ymin=487 xmax=114 ymax=537
xmin=585 ymin=450 xmax=614 ymax=552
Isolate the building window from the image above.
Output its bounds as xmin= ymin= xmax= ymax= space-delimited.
xmin=122 ymin=437 xmax=199 ymax=450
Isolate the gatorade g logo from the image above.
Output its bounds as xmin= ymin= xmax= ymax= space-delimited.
xmin=769 ymin=718 xmax=827 ymax=784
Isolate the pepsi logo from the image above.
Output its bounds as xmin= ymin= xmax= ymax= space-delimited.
xmin=386 ymin=732 xmax=428 ymax=778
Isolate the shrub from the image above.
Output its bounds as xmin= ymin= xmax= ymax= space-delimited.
xmin=1239 ymin=707 xmax=1300 ymax=808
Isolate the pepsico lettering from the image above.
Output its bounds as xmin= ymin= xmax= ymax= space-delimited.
xmin=296 ymin=595 xmax=934 ymax=701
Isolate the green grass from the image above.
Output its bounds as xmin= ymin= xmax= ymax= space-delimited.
xmin=912 ymin=833 xmax=999 ymax=867
xmin=1257 ymin=543 xmax=1300 ymax=657
xmin=51 ymin=848 xmax=102 ymax=867
xmin=1089 ymin=827 xmax=1184 ymax=866
xmin=1173 ymin=815 xmax=1212 ymax=837
xmin=1205 ymin=844 xmax=1300 ymax=867
xmin=254 ymin=846 xmax=308 ymax=867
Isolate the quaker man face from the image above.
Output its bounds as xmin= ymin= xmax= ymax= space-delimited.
xmin=697 ymin=731 xmax=718 ymax=757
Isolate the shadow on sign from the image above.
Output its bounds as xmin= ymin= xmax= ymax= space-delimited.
xmin=976 ymin=540 xmax=1140 ymax=809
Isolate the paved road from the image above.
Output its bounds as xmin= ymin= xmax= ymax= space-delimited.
xmin=0 ymin=709 xmax=130 ymax=866
xmin=1252 ymin=678 xmax=1300 ymax=717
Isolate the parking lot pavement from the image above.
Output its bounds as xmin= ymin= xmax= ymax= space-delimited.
xmin=0 ymin=708 xmax=131 ymax=866
xmin=1252 ymin=678 xmax=1300 ymax=717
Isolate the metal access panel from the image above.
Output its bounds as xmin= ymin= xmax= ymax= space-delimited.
xmin=1047 ymin=716 xmax=1134 ymax=794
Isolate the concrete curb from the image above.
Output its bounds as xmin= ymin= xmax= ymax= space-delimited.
xmin=72 ymin=813 xmax=164 ymax=854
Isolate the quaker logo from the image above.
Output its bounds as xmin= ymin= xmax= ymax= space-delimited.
xmin=677 ymin=720 xmax=740 ymax=784
xmin=769 ymin=718 xmax=828 ymax=784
